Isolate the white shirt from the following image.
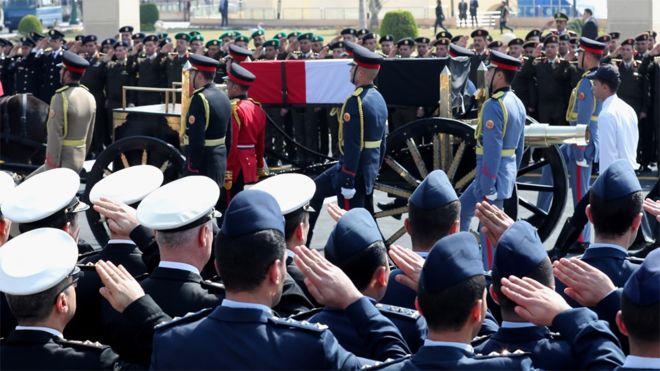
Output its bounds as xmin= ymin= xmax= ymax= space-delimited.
xmin=501 ymin=321 xmax=537 ymax=328
xmin=621 ymin=355 xmax=660 ymax=369
xmin=423 ymin=339 xmax=474 ymax=353
xmin=15 ymin=326 xmax=63 ymax=338
xmin=221 ymin=299 xmax=273 ymax=315
xmin=158 ymin=261 xmax=200 ymax=275
xmin=597 ymin=94 xmax=639 ymax=172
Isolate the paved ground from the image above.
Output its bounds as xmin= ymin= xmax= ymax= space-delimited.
xmin=77 ymin=168 xmax=657 ymax=252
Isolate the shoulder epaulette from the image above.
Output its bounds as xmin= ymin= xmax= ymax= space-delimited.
xmin=201 ymin=279 xmax=226 ymax=294
xmin=491 ymin=91 xmax=505 ymax=99
xmin=56 ymin=338 xmax=106 ymax=351
xmin=470 ymin=333 xmax=492 ymax=346
xmin=475 ymin=349 xmax=529 ymax=358
xmin=154 ymin=307 xmax=213 ymax=332
xmin=626 ymin=256 xmax=644 ymax=264
xmin=77 ymin=250 xmax=100 ymax=261
xmin=192 ymin=87 xmax=205 ymax=95
xmin=55 ymin=85 xmax=70 ymax=93
xmin=375 ymin=303 xmax=420 ymax=320
xmin=247 ymin=98 xmax=262 ymax=106
xmin=547 ymin=331 xmax=563 ymax=340
xmin=290 ymin=307 xmax=323 ymax=321
xmin=352 ymin=87 xmax=364 ymax=97
xmin=364 ymin=355 xmax=411 ymax=370
xmin=76 ymin=261 xmax=98 ymax=270
xmin=135 ymin=272 xmax=150 ymax=282
xmin=268 ymin=316 xmax=328 ymax=333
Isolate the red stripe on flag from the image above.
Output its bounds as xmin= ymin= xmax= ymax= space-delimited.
xmin=241 ymin=61 xmax=284 ymax=104
xmin=285 ymin=60 xmax=306 ymax=104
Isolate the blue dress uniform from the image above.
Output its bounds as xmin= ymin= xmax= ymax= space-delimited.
xmin=37 ymin=29 xmax=65 ymax=103
xmin=371 ymin=232 xmax=625 ymax=371
xmin=308 ymin=43 xmax=388 ymax=242
xmin=538 ymin=37 xmax=606 ymax=243
xmin=555 ymin=160 xmax=642 ymax=307
xmin=183 ymin=54 xmax=232 ymax=201
xmin=459 ymin=50 xmax=526 ymax=270
xmin=615 ymin=249 xmax=660 ymax=371
xmin=151 ymin=190 xmax=409 ymax=369
xmin=476 ymin=221 xmax=598 ymax=370
xmin=11 ymin=37 xmax=40 ymax=94
xmin=309 ymin=208 xmax=426 ymax=355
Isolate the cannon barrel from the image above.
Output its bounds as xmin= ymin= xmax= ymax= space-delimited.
xmin=524 ymin=124 xmax=589 ymax=147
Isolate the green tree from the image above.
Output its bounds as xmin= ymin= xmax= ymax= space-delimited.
xmin=18 ymin=15 xmax=43 ymax=35
xmin=379 ymin=10 xmax=418 ymax=41
xmin=140 ymin=3 xmax=160 ymax=32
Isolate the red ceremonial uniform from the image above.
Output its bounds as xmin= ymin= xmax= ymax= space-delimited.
xmin=226 ymin=96 xmax=267 ymax=185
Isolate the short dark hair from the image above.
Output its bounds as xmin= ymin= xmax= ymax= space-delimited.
xmin=499 ymin=69 xmax=517 ymax=84
xmin=621 ymin=296 xmax=660 ymax=343
xmin=6 ymin=279 xmax=68 ymax=323
xmin=597 ymin=78 xmax=620 ymax=94
xmin=418 ymin=275 xmax=486 ymax=331
xmin=335 ymin=241 xmax=388 ymax=291
xmin=584 ymin=8 xmax=593 ymax=15
xmin=215 ymin=229 xmax=286 ymax=292
xmin=408 ymin=200 xmax=460 ymax=248
xmin=589 ymin=191 xmax=643 ymax=238
xmin=66 ymin=70 xmax=83 ymax=81
xmin=18 ymin=211 xmax=78 ymax=234
xmin=492 ymin=258 xmax=553 ymax=313
xmin=200 ymin=71 xmax=216 ymax=81
xmin=284 ymin=209 xmax=309 ymax=242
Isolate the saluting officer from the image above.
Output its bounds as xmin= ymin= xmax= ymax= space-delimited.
xmin=104 ymin=41 xmax=132 ymax=131
xmin=222 ymin=62 xmax=267 ymax=206
xmin=0 ymin=39 xmax=16 ymax=96
xmin=459 ymin=50 xmax=526 ymax=270
xmin=11 ymin=37 xmax=40 ymax=94
xmin=469 ymin=29 xmax=490 ymax=85
xmin=119 ymin=25 xmax=134 ymax=48
xmin=307 ymin=43 xmax=388 ymax=244
xmin=80 ymin=35 xmax=109 ymax=156
xmin=530 ymin=35 xmax=573 ymax=126
xmin=30 ymin=52 xmax=96 ymax=176
xmin=183 ymin=54 xmax=232 ymax=203
xmin=131 ymin=34 xmax=164 ymax=106
xmin=165 ymin=33 xmax=190 ymax=90
xmin=38 ymin=29 xmax=65 ymax=103
xmin=378 ymin=34 xmax=395 ymax=57
xmin=538 ymin=37 xmax=605 ymax=244
xmin=617 ymin=38 xmax=649 ymax=121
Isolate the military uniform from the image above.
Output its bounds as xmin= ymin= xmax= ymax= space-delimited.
xmin=538 ymin=38 xmax=606 ymax=243
xmin=11 ymin=48 xmax=40 ymax=94
xmin=38 ymin=48 xmax=63 ymax=103
xmin=224 ymin=94 xmax=267 ymax=203
xmin=130 ymin=35 xmax=165 ymax=106
xmin=31 ymin=52 xmax=97 ymax=176
xmin=80 ymin=53 xmax=108 ymax=155
xmin=637 ymin=53 xmax=657 ymax=169
xmin=469 ymin=30 xmax=490 ymax=85
xmin=183 ymin=55 xmax=232 ymax=201
xmin=308 ymin=46 xmax=388 ymax=242
xmin=530 ymin=38 xmax=574 ymax=126
xmin=104 ymin=57 xmax=132 ymax=137
xmin=459 ymin=51 xmax=526 ymax=269
xmin=152 ymin=297 xmax=408 ymax=369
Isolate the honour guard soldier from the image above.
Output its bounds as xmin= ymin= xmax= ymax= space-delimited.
xmin=307 ymin=43 xmax=388 ymax=244
xmin=38 ymin=29 xmax=65 ymax=103
xmin=222 ymin=63 xmax=267 ymax=206
xmin=260 ymin=39 xmax=281 ymax=60
xmin=432 ymin=38 xmax=450 ymax=58
xmin=80 ymin=35 xmax=109 ymax=156
xmin=415 ymin=37 xmax=431 ymax=57
xmin=469 ymin=29 xmax=490 ymax=84
xmin=309 ymin=208 xmax=427 ymax=355
xmin=0 ymin=39 xmax=16 ymax=96
xmin=360 ymin=33 xmax=376 ymax=53
xmin=205 ymin=39 xmax=222 ymax=59
xmin=150 ymin=189 xmax=408 ymax=369
xmin=30 ymin=52 xmax=96 ymax=176
xmin=553 ymin=12 xmax=570 ymax=35
xmin=395 ymin=37 xmax=415 ymax=58
xmin=251 ymin=29 xmax=266 ymax=49
xmin=538 ymin=37 xmax=605 ymax=244
xmin=617 ymin=38 xmax=649 ymax=131
xmin=190 ymin=33 xmax=205 ymax=54
xmin=341 ymin=28 xmax=358 ymax=43
xmin=165 ymin=33 xmax=190 ymax=90
xmin=100 ymin=38 xmax=115 ymax=54
xmin=234 ymin=35 xmax=250 ymax=49
xmin=459 ymin=50 xmax=526 ymax=270
xmin=11 ymin=37 xmax=39 ymax=94
xmin=184 ymin=54 xmax=232 ymax=203
xmin=378 ymin=34 xmax=394 ymax=57
xmin=131 ymin=34 xmax=164 ymax=106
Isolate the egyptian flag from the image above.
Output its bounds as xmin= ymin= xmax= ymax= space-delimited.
xmin=241 ymin=59 xmax=355 ymax=105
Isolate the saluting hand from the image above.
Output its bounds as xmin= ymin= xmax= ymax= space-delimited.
xmin=326 ymin=202 xmax=346 ymax=222
xmin=553 ymin=258 xmax=616 ymax=307
xmin=499 ymin=275 xmax=572 ymax=327
xmin=93 ymin=198 xmax=139 ymax=240
xmin=388 ymin=244 xmax=424 ymax=292
xmin=96 ymin=260 xmax=146 ymax=313
xmin=643 ymin=198 xmax=660 ymax=222
xmin=292 ymin=245 xmax=363 ymax=309
xmin=475 ymin=201 xmax=514 ymax=246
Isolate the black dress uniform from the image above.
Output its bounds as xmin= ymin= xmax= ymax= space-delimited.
xmin=131 ymin=35 xmax=165 ymax=106
xmin=530 ymin=36 xmax=573 ymax=125
xmin=183 ymin=54 xmax=232 ymax=197
xmin=469 ymin=29 xmax=490 ymax=85
xmin=80 ymin=37 xmax=108 ymax=155
xmin=617 ymin=56 xmax=648 ymax=116
xmin=511 ymin=53 xmax=535 ymax=115
xmin=104 ymin=43 xmax=133 ymax=134
xmin=165 ymin=33 xmax=191 ymax=90
xmin=11 ymin=38 xmax=40 ymax=94
xmin=37 ymin=30 xmax=65 ymax=103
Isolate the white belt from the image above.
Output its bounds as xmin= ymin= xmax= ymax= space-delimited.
xmin=237 ymin=144 xmax=255 ymax=149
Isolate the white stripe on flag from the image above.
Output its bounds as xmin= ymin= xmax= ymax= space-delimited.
xmin=304 ymin=59 xmax=355 ymax=104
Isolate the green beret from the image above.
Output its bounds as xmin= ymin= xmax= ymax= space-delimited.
xmin=251 ymin=29 xmax=265 ymax=39
xmin=190 ymin=34 xmax=204 ymax=42
xmin=235 ymin=35 xmax=249 ymax=43
xmin=175 ymin=33 xmax=191 ymax=41
xmin=263 ymin=39 xmax=280 ymax=48
xmin=298 ymin=32 xmax=313 ymax=41
xmin=189 ymin=31 xmax=202 ymax=37
xmin=311 ymin=35 xmax=325 ymax=43
xmin=219 ymin=32 xmax=234 ymax=39
xmin=205 ymin=39 xmax=221 ymax=48
xmin=274 ymin=32 xmax=287 ymax=39
xmin=287 ymin=31 xmax=301 ymax=39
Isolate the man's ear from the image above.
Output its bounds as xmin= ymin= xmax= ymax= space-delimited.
xmin=585 ymin=204 xmax=594 ymax=224
xmin=373 ymin=265 xmax=388 ymax=287
xmin=54 ymin=292 xmax=69 ymax=314
xmin=448 ymin=219 xmax=460 ymax=235
xmin=488 ymin=284 xmax=500 ymax=305
xmin=615 ymin=310 xmax=630 ymax=337
xmin=295 ymin=223 xmax=305 ymax=242
xmin=404 ymin=218 xmax=411 ymax=235
xmin=268 ymin=259 xmax=283 ymax=285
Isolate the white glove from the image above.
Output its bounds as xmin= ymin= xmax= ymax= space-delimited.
xmin=576 ymin=159 xmax=589 ymax=168
xmin=341 ymin=187 xmax=356 ymax=200
xmin=485 ymin=192 xmax=498 ymax=201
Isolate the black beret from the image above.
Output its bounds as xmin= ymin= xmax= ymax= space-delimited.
xmin=82 ymin=35 xmax=98 ymax=44
xmin=48 ymin=29 xmax=65 ymax=40
xmin=143 ymin=35 xmax=159 ymax=43
xmin=415 ymin=37 xmax=430 ymax=44
xmin=119 ymin=25 xmax=134 ymax=33
xmin=101 ymin=38 xmax=116 ymax=47
xmin=435 ymin=31 xmax=453 ymax=41
xmin=397 ymin=37 xmax=415 ymax=47
xmin=341 ymin=28 xmax=357 ymax=36
xmin=379 ymin=34 xmax=394 ymax=43
xmin=471 ymin=29 xmax=489 ymax=38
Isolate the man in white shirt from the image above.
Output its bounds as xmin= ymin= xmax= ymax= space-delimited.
xmin=588 ymin=64 xmax=639 ymax=172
